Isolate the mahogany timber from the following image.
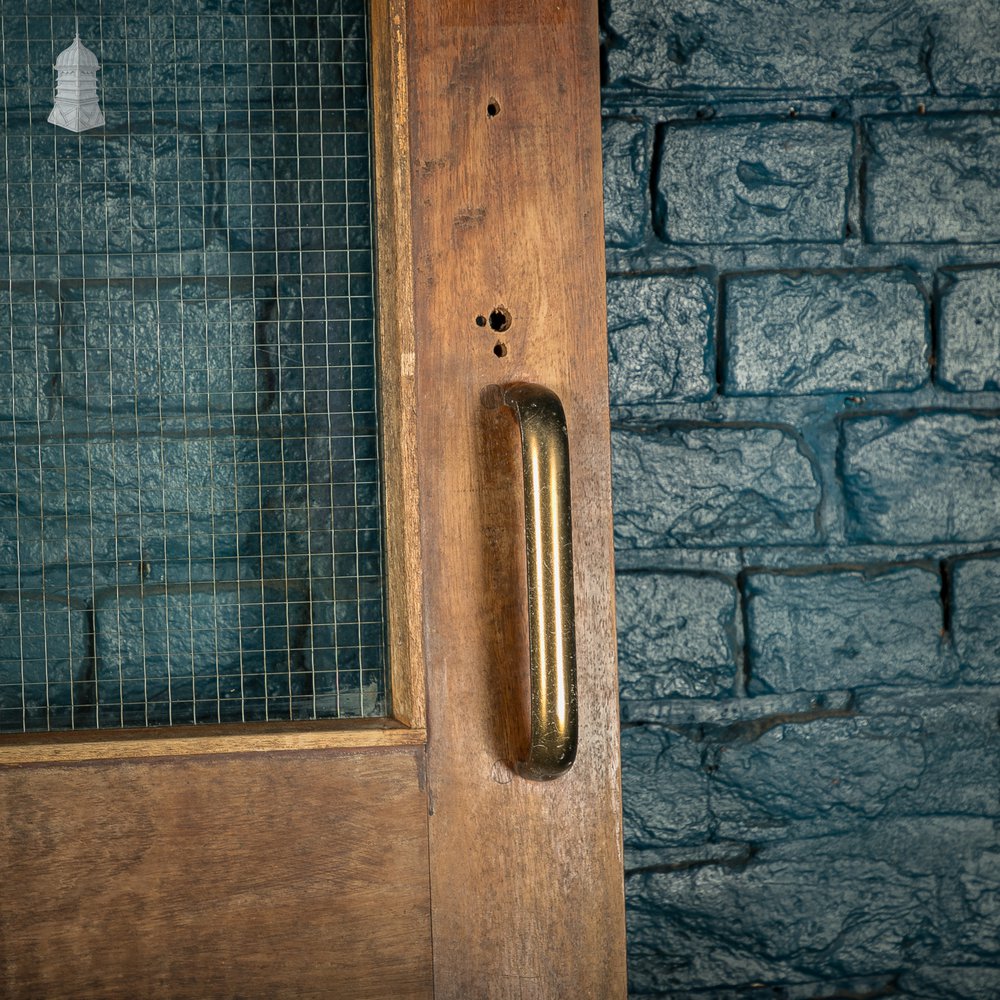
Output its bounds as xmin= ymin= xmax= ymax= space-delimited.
xmin=0 ymin=718 xmax=426 ymax=767
xmin=371 ymin=0 xmax=426 ymax=730
xmin=407 ymin=1 xmax=628 ymax=996
xmin=0 ymin=749 xmax=433 ymax=999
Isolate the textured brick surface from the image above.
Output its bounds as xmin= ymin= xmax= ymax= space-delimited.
xmin=932 ymin=2 xmax=1000 ymax=97
xmin=624 ymin=690 xmax=1000 ymax=995
xmin=659 ymin=121 xmax=852 ymax=245
xmin=0 ymin=434 xmax=273 ymax=520
xmin=613 ymin=424 xmax=821 ymax=548
xmin=607 ymin=1 xmax=1000 ymax=101
xmin=899 ymin=965 xmax=1000 ymax=1000
xmin=2 ymin=133 xmax=211 ymax=256
xmin=745 ymin=568 xmax=944 ymax=692
xmin=710 ymin=712 xmax=927 ymax=830
xmin=841 ymin=412 xmax=1000 ymax=543
xmin=0 ymin=597 xmax=87 ymax=732
xmin=0 ymin=433 xmax=284 ymax=577
xmin=938 ymin=267 xmax=1000 ymax=391
xmin=724 ymin=270 xmax=928 ymax=395
xmin=621 ymin=724 xmax=712 ymax=858
xmin=59 ymin=279 xmax=271 ymax=415
xmin=0 ymin=283 xmax=58 ymax=422
xmin=627 ymin=816 xmax=998 ymax=996
xmin=608 ymin=0 xmax=1000 ymax=97
xmin=617 ymin=572 xmax=738 ymax=700
xmin=93 ymin=583 xmax=311 ymax=727
xmin=606 ymin=274 xmax=714 ymax=404
xmin=951 ymin=557 xmax=1000 ymax=682
xmin=606 ymin=2 xmax=1000 ymax=995
xmin=605 ymin=0 xmax=928 ymax=95
xmin=603 ymin=118 xmax=652 ymax=248
xmin=864 ymin=115 xmax=1000 ymax=244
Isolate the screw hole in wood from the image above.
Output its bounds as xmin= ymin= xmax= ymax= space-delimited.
xmin=489 ymin=307 xmax=511 ymax=332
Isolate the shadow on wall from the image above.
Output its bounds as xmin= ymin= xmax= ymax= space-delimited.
xmin=601 ymin=0 xmax=1000 ymax=996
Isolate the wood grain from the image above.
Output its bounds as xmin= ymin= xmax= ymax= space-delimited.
xmin=371 ymin=0 xmax=426 ymax=730
xmin=0 ymin=6 xmax=625 ymax=997
xmin=0 ymin=749 xmax=433 ymax=999
xmin=406 ymin=0 xmax=628 ymax=995
xmin=0 ymin=718 xmax=426 ymax=767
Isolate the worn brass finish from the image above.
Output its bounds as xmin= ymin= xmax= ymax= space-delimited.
xmin=498 ymin=383 xmax=578 ymax=781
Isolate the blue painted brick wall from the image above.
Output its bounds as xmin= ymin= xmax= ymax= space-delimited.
xmin=603 ymin=1 xmax=1000 ymax=995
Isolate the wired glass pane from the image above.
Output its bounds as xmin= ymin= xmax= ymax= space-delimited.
xmin=0 ymin=0 xmax=386 ymax=731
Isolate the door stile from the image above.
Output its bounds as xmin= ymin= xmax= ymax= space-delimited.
xmin=405 ymin=1 xmax=628 ymax=995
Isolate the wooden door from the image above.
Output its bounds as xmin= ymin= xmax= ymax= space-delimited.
xmin=0 ymin=1 xmax=626 ymax=996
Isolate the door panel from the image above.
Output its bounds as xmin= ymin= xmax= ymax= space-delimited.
xmin=0 ymin=750 xmax=432 ymax=998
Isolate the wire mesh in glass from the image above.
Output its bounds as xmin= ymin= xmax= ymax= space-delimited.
xmin=0 ymin=0 xmax=386 ymax=732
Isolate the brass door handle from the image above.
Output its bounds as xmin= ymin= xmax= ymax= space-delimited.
xmin=493 ymin=383 xmax=578 ymax=781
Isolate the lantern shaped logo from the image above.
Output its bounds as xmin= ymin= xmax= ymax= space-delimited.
xmin=48 ymin=26 xmax=105 ymax=133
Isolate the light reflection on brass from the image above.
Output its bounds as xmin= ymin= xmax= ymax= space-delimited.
xmin=497 ymin=383 xmax=578 ymax=781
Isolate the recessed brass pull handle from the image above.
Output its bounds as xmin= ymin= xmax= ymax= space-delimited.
xmin=496 ymin=382 xmax=578 ymax=781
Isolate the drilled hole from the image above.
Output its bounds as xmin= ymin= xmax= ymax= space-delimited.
xmin=489 ymin=307 xmax=511 ymax=332
xmin=487 ymin=99 xmax=501 ymax=117
xmin=493 ymin=341 xmax=507 ymax=358
xmin=475 ymin=314 xmax=487 ymax=327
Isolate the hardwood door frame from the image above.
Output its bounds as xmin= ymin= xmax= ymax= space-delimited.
xmin=401 ymin=1 xmax=625 ymax=993
xmin=0 ymin=0 xmax=626 ymax=993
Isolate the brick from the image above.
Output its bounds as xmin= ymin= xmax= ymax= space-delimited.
xmin=899 ymin=965 xmax=1000 ymax=1000
xmin=745 ymin=567 xmax=944 ymax=692
xmin=709 ymin=690 xmax=1000 ymax=836
xmin=0 ymin=596 xmax=87 ymax=733
xmin=0 ymin=513 xmax=242 ymax=586
xmin=59 ymin=279 xmax=271 ymax=415
xmin=1 ymin=133 xmax=211 ymax=256
xmin=628 ymin=689 xmax=999 ymax=824
xmin=605 ymin=0 xmax=927 ymax=95
xmin=0 ymin=433 xmax=290 ymax=572
xmin=952 ymin=557 xmax=1000 ymax=681
xmin=606 ymin=274 xmax=714 ymax=405
xmin=853 ymin=689 xmax=1000 ymax=820
xmin=724 ymin=270 xmax=928 ymax=395
xmin=0 ymin=422 xmax=354 ymax=585
xmin=602 ymin=118 xmax=652 ymax=248
xmin=0 ymin=283 xmax=58 ymax=422
xmin=841 ymin=412 xmax=1000 ymax=544
xmin=864 ymin=115 xmax=1000 ymax=244
xmin=616 ymin=572 xmax=738 ymax=700
xmin=711 ymin=712 xmax=927 ymax=835
xmin=932 ymin=1 xmax=1000 ymax=97
xmin=612 ymin=424 xmax=820 ymax=548
xmin=627 ymin=817 xmax=999 ymax=994
xmin=621 ymin=725 xmax=712 ymax=858
xmin=0 ymin=434 xmax=274 ymax=520
xmin=259 ymin=277 xmax=374 ymax=416
xmin=94 ymin=582 xmax=312 ymax=727
xmin=659 ymin=121 xmax=852 ymax=245
xmin=623 ymin=690 xmax=1000 ymax=991
xmin=938 ymin=267 xmax=1000 ymax=391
